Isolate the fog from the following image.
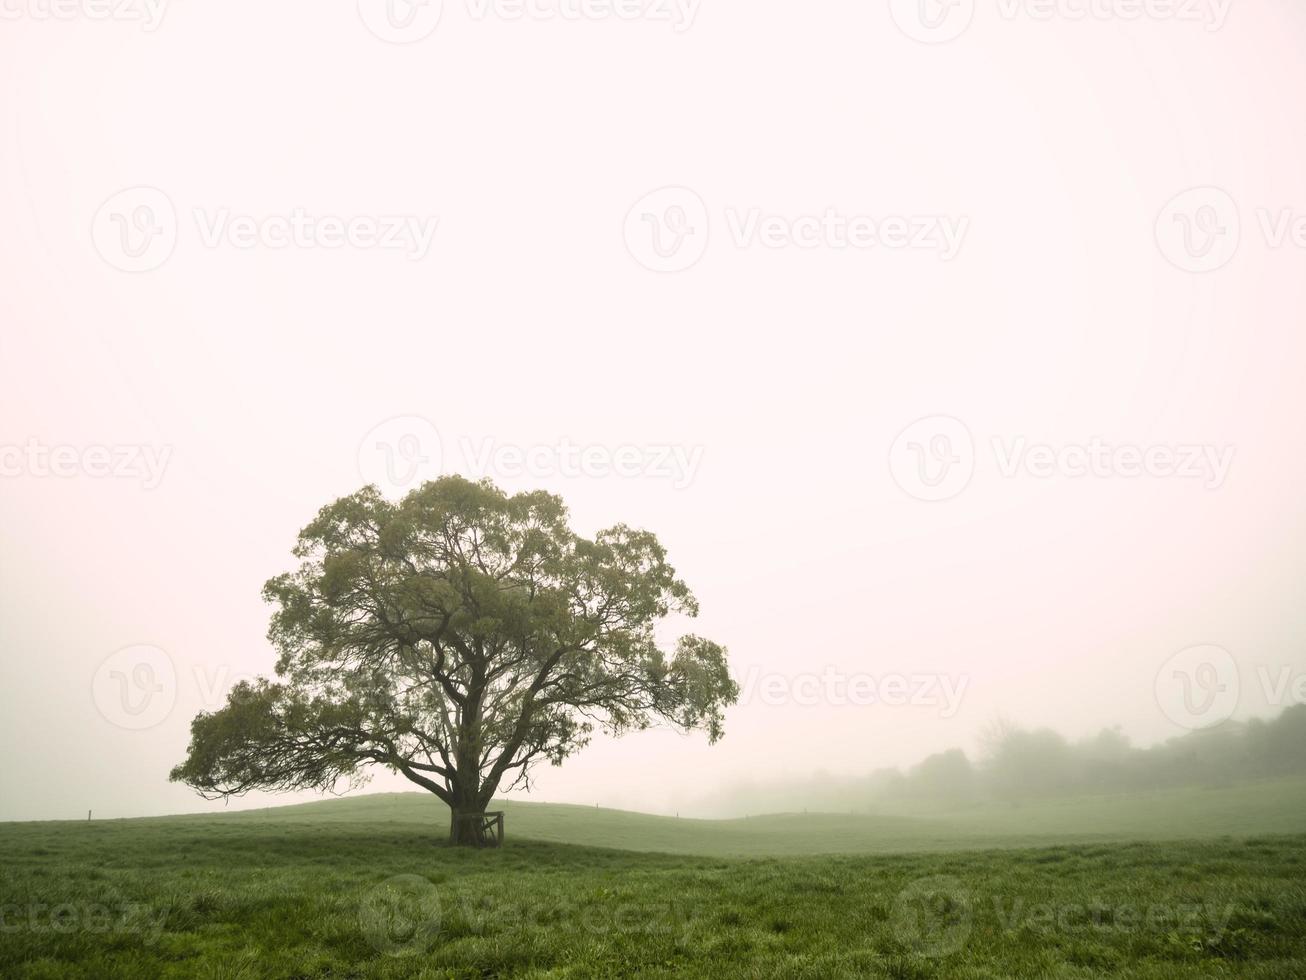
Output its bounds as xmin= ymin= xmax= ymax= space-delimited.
xmin=4 ymin=3 xmax=1306 ymax=824
xmin=686 ymin=705 xmax=1306 ymax=818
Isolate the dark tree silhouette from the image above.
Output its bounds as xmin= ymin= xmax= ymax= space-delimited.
xmin=171 ymin=477 xmax=737 ymax=845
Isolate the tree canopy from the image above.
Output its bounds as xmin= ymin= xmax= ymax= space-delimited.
xmin=170 ymin=476 xmax=738 ymax=843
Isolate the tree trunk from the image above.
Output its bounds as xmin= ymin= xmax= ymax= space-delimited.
xmin=448 ymin=804 xmax=489 ymax=847
xmin=447 ymin=772 xmax=491 ymax=847
xmin=448 ymin=720 xmax=498 ymax=846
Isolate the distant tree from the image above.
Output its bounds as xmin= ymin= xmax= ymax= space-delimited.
xmin=1150 ymin=721 xmax=1248 ymax=787
xmin=1078 ymin=726 xmax=1132 ymax=763
xmin=861 ymin=704 xmax=1306 ymax=810
xmin=981 ymin=725 xmax=1076 ymax=800
xmin=1245 ymin=704 xmax=1306 ymax=775
xmin=1076 ymin=726 xmax=1137 ymax=792
xmin=907 ymin=749 xmax=975 ymax=805
xmin=860 ymin=767 xmax=909 ymax=811
xmin=170 ymin=477 xmax=738 ymax=845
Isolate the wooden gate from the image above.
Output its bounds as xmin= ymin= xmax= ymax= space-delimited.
xmin=455 ymin=811 xmax=505 ymax=848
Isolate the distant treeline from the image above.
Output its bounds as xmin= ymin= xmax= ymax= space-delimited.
xmin=878 ymin=703 xmax=1306 ymax=807
xmin=691 ymin=705 xmax=1306 ymax=817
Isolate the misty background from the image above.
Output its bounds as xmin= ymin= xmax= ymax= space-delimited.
xmin=4 ymin=3 xmax=1306 ymax=823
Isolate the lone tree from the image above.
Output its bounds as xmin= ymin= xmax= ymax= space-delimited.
xmin=170 ymin=476 xmax=738 ymax=845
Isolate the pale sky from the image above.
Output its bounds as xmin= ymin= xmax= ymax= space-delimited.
xmin=3 ymin=1 xmax=1306 ymax=822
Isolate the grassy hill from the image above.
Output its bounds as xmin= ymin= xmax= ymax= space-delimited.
xmin=3 ymin=778 xmax=1305 ymax=977
xmin=158 ymin=773 xmax=1306 ymax=856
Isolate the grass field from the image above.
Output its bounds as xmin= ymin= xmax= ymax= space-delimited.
xmin=3 ymin=779 xmax=1306 ymax=978
xmin=199 ymin=774 xmax=1306 ymax=856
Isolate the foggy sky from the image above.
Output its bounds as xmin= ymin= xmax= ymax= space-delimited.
xmin=3 ymin=2 xmax=1306 ymax=822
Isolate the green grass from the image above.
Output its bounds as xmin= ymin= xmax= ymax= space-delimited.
xmin=3 ymin=779 xmax=1306 ymax=977
xmin=192 ymin=773 xmax=1306 ymax=856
